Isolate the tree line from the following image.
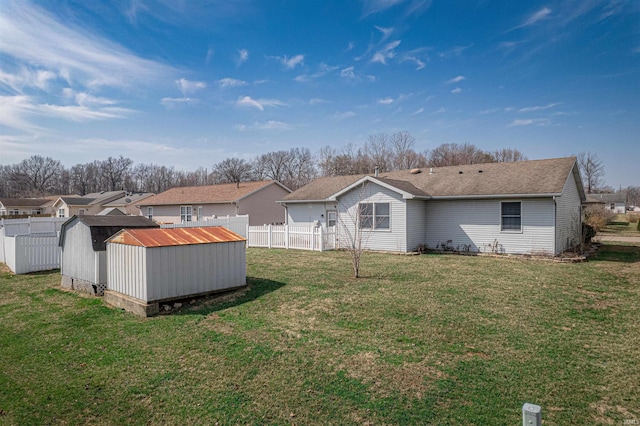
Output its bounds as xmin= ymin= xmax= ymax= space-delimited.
xmin=0 ymin=131 xmax=631 ymax=202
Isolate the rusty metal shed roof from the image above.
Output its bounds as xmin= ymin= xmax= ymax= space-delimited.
xmin=107 ymin=226 xmax=246 ymax=248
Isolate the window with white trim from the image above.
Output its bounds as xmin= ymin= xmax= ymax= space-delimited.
xmin=501 ymin=201 xmax=521 ymax=231
xmin=147 ymin=207 xmax=153 ymax=220
xmin=180 ymin=205 xmax=192 ymax=223
xmin=78 ymin=209 xmax=86 ymax=215
xmin=358 ymin=202 xmax=390 ymax=230
xmin=58 ymin=208 xmax=65 ymax=218
xmin=326 ymin=210 xmax=337 ymax=227
xmin=197 ymin=206 xmax=203 ymax=221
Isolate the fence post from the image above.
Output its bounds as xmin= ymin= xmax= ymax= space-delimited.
xmin=522 ymin=403 xmax=541 ymax=426
xmin=268 ymin=224 xmax=272 ymax=249
xmin=319 ymin=226 xmax=324 ymax=252
xmin=285 ymin=225 xmax=289 ymax=249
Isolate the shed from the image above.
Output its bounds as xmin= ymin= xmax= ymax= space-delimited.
xmin=59 ymin=215 xmax=159 ymax=295
xmin=105 ymin=226 xmax=247 ymax=317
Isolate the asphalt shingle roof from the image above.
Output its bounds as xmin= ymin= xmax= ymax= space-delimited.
xmin=282 ymin=157 xmax=580 ymax=202
xmin=139 ymin=181 xmax=283 ymax=206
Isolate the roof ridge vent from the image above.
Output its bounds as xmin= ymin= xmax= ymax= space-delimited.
xmin=410 ymin=168 xmax=422 ymax=174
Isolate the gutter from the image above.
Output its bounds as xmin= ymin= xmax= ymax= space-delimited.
xmin=428 ymin=193 xmax=562 ymax=200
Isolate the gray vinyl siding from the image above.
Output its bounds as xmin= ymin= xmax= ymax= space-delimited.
xmin=238 ymin=184 xmax=290 ymax=225
xmin=555 ymin=170 xmax=582 ymax=254
xmin=287 ymin=202 xmax=338 ymax=227
xmin=107 ymin=241 xmax=246 ymax=303
xmin=337 ymin=182 xmax=408 ymax=252
xmin=424 ymin=198 xmax=555 ymax=255
xmin=61 ymin=221 xmax=99 ymax=284
xmin=406 ymin=199 xmax=427 ymax=252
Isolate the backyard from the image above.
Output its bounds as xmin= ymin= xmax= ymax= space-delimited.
xmin=0 ymin=234 xmax=639 ymax=424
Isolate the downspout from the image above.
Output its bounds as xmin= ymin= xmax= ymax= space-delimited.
xmin=552 ymin=196 xmax=557 ymax=255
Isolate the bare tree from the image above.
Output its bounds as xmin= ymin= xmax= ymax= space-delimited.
xmin=214 ymin=157 xmax=253 ymax=185
xmin=428 ymin=143 xmax=493 ymax=167
xmin=390 ymin=131 xmax=427 ymax=169
xmin=364 ymin=133 xmax=392 ymax=172
xmin=11 ymin=155 xmax=64 ymax=196
xmin=577 ymin=151 xmax=605 ymax=194
xmin=98 ymin=156 xmax=134 ymax=191
xmin=492 ymin=148 xmax=528 ymax=162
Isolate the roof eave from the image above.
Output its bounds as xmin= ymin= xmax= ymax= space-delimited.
xmin=429 ymin=193 xmax=562 ymax=200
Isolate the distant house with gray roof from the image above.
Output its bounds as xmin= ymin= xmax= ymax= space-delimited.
xmin=51 ymin=191 xmax=126 ymax=217
xmin=279 ymin=157 xmax=586 ymax=256
xmin=585 ymin=192 xmax=626 ymax=214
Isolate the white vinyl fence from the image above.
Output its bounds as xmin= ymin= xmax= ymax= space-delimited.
xmin=247 ymin=225 xmax=336 ymax=251
xmin=0 ymin=217 xmax=66 ymax=274
xmin=161 ymin=215 xmax=249 ymax=237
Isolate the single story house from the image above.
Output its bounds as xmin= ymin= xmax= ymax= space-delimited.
xmin=0 ymin=198 xmax=51 ymax=216
xmin=52 ymin=191 xmax=127 ymax=218
xmin=59 ymin=215 xmax=159 ymax=296
xmin=138 ymin=180 xmax=291 ymax=226
xmin=585 ymin=193 xmax=627 ymax=214
xmin=105 ymin=226 xmax=247 ymax=317
xmin=279 ymin=157 xmax=586 ymax=256
xmin=99 ymin=192 xmax=155 ymax=216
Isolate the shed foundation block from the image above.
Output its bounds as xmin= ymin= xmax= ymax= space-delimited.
xmin=104 ymin=290 xmax=159 ymax=317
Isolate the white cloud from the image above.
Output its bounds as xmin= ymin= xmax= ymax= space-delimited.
xmin=340 ymin=67 xmax=356 ymax=79
xmin=176 ymin=78 xmax=206 ymax=95
xmin=362 ymin=0 xmax=403 ymax=16
xmin=371 ymin=40 xmax=401 ymax=65
xmin=259 ymin=120 xmax=292 ymax=130
xmin=447 ymin=75 xmax=465 ymax=84
xmin=0 ymin=1 xmax=175 ymax=89
xmin=508 ymin=118 xmax=551 ymax=127
xmin=412 ymin=108 xmax=424 ymax=115
xmin=236 ymin=49 xmax=249 ymax=66
xmin=518 ymin=102 xmax=560 ymax=112
xmin=161 ymin=97 xmax=198 ymax=108
xmin=375 ymin=25 xmax=394 ymax=41
xmin=433 ymin=107 xmax=446 ymax=114
xmin=334 ymin=111 xmax=357 ymax=120
xmin=403 ymin=56 xmax=425 ymax=70
xmin=206 ymin=47 xmax=215 ymax=64
xmin=378 ymin=97 xmax=394 ymax=105
xmin=521 ymin=7 xmax=552 ymax=27
xmin=217 ymin=78 xmax=248 ymax=88
xmin=295 ymin=63 xmax=338 ymax=82
xmin=236 ymin=96 xmax=287 ymax=111
xmin=280 ymin=54 xmax=305 ymax=69
xmin=451 ymin=87 xmax=462 ymax=94
xmin=309 ymin=98 xmax=329 ymax=105
xmin=62 ymin=88 xmax=116 ymax=107
xmin=0 ymin=68 xmax=58 ymax=93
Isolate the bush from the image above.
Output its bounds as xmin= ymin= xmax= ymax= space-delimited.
xmin=583 ymin=223 xmax=596 ymax=243
xmin=584 ymin=205 xmax=615 ymax=233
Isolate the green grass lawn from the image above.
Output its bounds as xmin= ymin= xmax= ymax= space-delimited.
xmin=1 ymin=244 xmax=639 ymax=425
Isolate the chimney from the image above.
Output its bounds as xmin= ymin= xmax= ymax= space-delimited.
xmin=374 ymin=165 xmax=379 ymax=177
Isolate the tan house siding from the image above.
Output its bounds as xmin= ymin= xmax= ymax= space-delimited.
xmin=238 ymin=183 xmax=290 ymax=225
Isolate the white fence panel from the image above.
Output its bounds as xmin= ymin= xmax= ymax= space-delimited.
xmin=247 ymin=225 xmax=336 ymax=251
xmin=3 ymin=236 xmax=17 ymax=272
xmin=0 ymin=217 xmax=66 ymax=237
xmin=161 ymin=215 xmax=249 ymax=237
xmin=13 ymin=235 xmax=60 ymax=274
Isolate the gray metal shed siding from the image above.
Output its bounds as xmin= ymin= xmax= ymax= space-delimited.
xmin=60 ymin=220 xmax=102 ymax=284
xmin=107 ymin=240 xmax=246 ymax=303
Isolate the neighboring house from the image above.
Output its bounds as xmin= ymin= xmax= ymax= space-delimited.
xmin=58 ymin=215 xmax=159 ymax=296
xmin=99 ymin=192 xmax=155 ymax=216
xmin=585 ymin=193 xmax=627 ymax=214
xmin=279 ymin=157 xmax=586 ymax=256
xmin=52 ymin=191 xmax=126 ymax=217
xmin=138 ymin=180 xmax=291 ymax=226
xmin=0 ymin=198 xmax=51 ymax=216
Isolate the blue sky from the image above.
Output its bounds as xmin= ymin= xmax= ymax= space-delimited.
xmin=1 ymin=0 xmax=638 ymax=187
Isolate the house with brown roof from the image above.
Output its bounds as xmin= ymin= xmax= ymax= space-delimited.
xmin=0 ymin=198 xmax=51 ymax=216
xmin=52 ymin=191 xmax=127 ymax=217
xmin=138 ymin=180 xmax=291 ymax=226
xmin=279 ymin=157 xmax=586 ymax=256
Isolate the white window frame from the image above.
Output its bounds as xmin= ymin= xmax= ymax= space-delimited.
xmin=197 ymin=206 xmax=203 ymax=221
xmin=326 ymin=210 xmax=337 ymax=228
xmin=358 ymin=202 xmax=390 ymax=231
xmin=501 ymin=201 xmax=522 ymax=233
xmin=58 ymin=208 xmax=65 ymax=218
xmin=78 ymin=209 xmax=86 ymax=215
xmin=180 ymin=205 xmax=192 ymax=223
xmin=9 ymin=209 xmax=20 ymax=216
xmin=147 ymin=207 xmax=153 ymax=220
